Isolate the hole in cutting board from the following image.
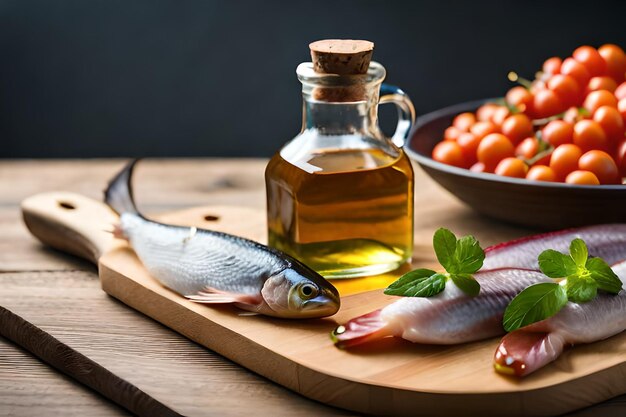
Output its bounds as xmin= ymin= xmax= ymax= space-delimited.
xmin=204 ymin=215 xmax=220 ymax=222
xmin=58 ymin=201 xmax=76 ymax=210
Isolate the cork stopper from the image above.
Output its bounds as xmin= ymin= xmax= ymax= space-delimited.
xmin=309 ymin=39 xmax=374 ymax=75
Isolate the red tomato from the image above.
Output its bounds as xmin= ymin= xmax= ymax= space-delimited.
xmin=526 ymin=165 xmax=557 ymax=182
xmin=583 ymin=90 xmax=618 ymax=114
xmin=444 ymin=126 xmax=461 ymax=141
xmin=561 ymin=57 xmax=592 ymax=88
xmin=432 ymin=141 xmax=466 ymax=168
xmin=565 ymin=170 xmax=600 ymax=185
xmin=547 ymin=74 xmax=581 ymax=107
xmin=587 ymin=76 xmax=618 ymax=94
xmin=457 ymin=132 xmax=480 ymax=165
xmin=515 ymin=137 xmax=539 ymax=159
xmin=616 ymin=140 xmax=626 ymax=176
xmin=550 ymin=144 xmax=583 ymax=180
xmin=470 ymin=121 xmax=499 ymax=140
xmin=495 ymin=157 xmax=528 ymax=178
xmin=501 ymin=114 xmax=533 ymax=145
xmin=563 ymin=106 xmax=585 ymax=124
xmin=543 ymin=57 xmax=562 ymax=75
xmin=453 ymin=112 xmax=476 ymax=132
xmin=615 ymin=82 xmax=626 ymax=100
xmin=593 ymin=106 xmax=625 ymax=143
xmin=598 ymin=44 xmax=626 ymax=83
xmin=477 ymin=133 xmax=515 ymax=170
xmin=542 ymin=120 xmax=574 ymax=147
xmin=573 ymin=119 xmax=608 ymax=152
xmin=533 ymin=89 xmax=564 ymax=118
xmin=578 ymin=150 xmax=620 ymax=184
xmin=470 ymin=162 xmax=486 ymax=173
xmin=532 ymin=152 xmax=552 ymax=167
xmin=573 ymin=46 xmax=606 ymax=77
xmin=490 ymin=106 xmax=511 ymax=127
xmin=476 ymin=104 xmax=498 ymax=122
xmin=618 ymin=98 xmax=626 ymax=120
xmin=506 ymin=86 xmax=533 ymax=112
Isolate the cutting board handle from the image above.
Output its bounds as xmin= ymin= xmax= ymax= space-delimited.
xmin=21 ymin=192 xmax=122 ymax=264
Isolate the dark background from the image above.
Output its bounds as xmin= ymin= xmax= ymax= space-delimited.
xmin=2 ymin=0 xmax=626 ymax=158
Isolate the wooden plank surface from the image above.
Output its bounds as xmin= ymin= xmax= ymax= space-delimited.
xmin=1 ymin=159 xmax=625 ymax=416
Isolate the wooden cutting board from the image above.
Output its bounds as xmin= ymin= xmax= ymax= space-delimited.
xmin=20 ymin=191 xmax=626 ymax=417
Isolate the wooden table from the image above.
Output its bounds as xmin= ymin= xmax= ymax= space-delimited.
xmin=0 ymin=159 xmax=624 ymax=416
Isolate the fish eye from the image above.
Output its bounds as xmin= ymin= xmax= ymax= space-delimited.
xmin=298 ymin=283 xmax=318 ymax=299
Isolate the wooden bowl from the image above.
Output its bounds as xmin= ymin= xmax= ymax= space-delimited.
xmin=405 ymin=99 xmax=626 ymax=230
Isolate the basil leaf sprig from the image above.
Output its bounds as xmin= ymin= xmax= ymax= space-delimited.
xmin=384 ymin=228 xmax=484 ymax=298
xmin=503 ymin=238 xmax=623 ymax=332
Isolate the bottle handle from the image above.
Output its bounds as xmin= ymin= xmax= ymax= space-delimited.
xmin=379 ymin=83 xmax=416 ymax=147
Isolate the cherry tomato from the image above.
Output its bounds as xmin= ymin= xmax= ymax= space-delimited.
xmin=457 ymin=132 xmax=480 ymax=165
xmin=566 ymin=170 xmax=600 ymax=185
xmin=432 ymin=141 xmax=466 ymax=168
xmin=542 ymin=120 xmax=574 ymax=147
xmin=561 ymin=57 xmax=591 ymax=88
xmin=515 ymin=137 xmax=539 ymax=159
xmin=616 ymin=140 xmax=626 ymax=176
xmin=453 ymin=112 xmax=476 ymax=132
xmin=618 ymin=98 xmax=626 ymax=120
xmin=547 ymin=74 xmax=581 ymax=107
xmin=532 ymin=152 xmax=552 ymax=167
xmin=444 ymin=126 xmax=461 ymax=141
xmin=543 ymin=57 xmax=562 ymax=75
xmin=470 ymin=162 xmax=486 ymax=173
xmin=563 ymin=106 xmax=584 ymax=124
xmin=578 ymin=150 xmax=620 ymax=184
xmin=491 ymin=106 xmax=511 ymax=127
xmin=470 ymin=121 xmax=499 ymax=140
xmin=495 ymin=157 xmax=528 ymax=178
xmin=598 ymin=44 xmax=626 ymax=83
xmin=573 ymin=46 xmax=606 ymax=77
xmin=506 ymin=86 xmax=533 ymax=112
xmin=587 ymin=76 xmax=618 ymax=94
xmin=593 ymin=106 xmax=625 ymax=143
xmin=477 ymin=133 xmax=515 ymax=170
xmin=533 ymin=89 xmax=564 ymax=118
xmin=550 ymin=144 xmax=583 ymax=180
xmin=583 ymin=90 xmax=618 ymax=114
xmin=615 ymin=82 xmax=626 ymax=100
xmin=476 ymin=104 xmax=498 ymax=122
xmin=573 ymin=119 xmax=608 ymax=152
xmin=501 ymin=114 xmax=533 ymax=145
xmin=526 ymin=165 xmax=557 ymax=182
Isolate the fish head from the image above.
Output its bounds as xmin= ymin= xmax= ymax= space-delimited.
xmin=260 ymin=266 xmax=340 ymax=319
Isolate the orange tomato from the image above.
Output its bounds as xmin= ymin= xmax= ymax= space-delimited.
xmin=501 ymin=114 xmax=533 ymax=145
xmin=561 ymin=57 xmax=591 ymax=88
xmin=506 ymin=86 xmax=533 ymax=112
xmin=490 ymin=106 xmax=511 ymax=127
xmin=550 ymin=144 xmax=583 ymax=180
xmin=457 ymin=132 xmax=480 ymax=165
xmin=565 ymin=170 xmax=600 ymax=185
xmin=470 ymin=162 xmax=486 ymax=173
xmin=587 ymin=76 xmax=618 ymax=94
xmin=453 ymin=112 xmax=476 ymax=132
xmin=563 ymin=106 xmax=585 ymax=124
xmin=543 ymin=57 xmax=562 ymax=75
xmin=547 ymin=74 xmax=581 ymax=107
xmin=573 ymin=119 xmax=608 ymax=152
xmin=515 ymin=137 xmax=539 ymax=159
xmin=526 ymin=165 xmax=557 ymax=182
xmin=476 ymin=104 xmax=498 ymax=122
xmin=533 ymin=89 xmax=564 ymax=118
xmin=432 ymin=141 xmax=466 ymax=168
xmin=477 ymin=133 xmax=515 ymax=170
xmin=617 ymin=140 xmax=626 ymax=176
xmin=593 ymin=106 xmax=625 ymax=143
xmin=495 ymin=157 xmax=528 ymax=178
xmin=618 ymin=98 xmax=626 ymax=120
xmin=573 ymin=46 xmax=606 ymax=77
xmin=444 ymin=126 xmax=461 ymax=141
xmin=578 ymin=150 xmax=620 ymax=184
xmin=598 ymin=44 xmax=626 ymax=83
xmin=583 ymin=90 xmax=618 ymax=114
xmin=470 ymin=121 xmax=499 ymax=140
xmin=542 ymin=120 xmax=574 ymax=147
xmin=615 ymin=82 xmax=626 ymax=100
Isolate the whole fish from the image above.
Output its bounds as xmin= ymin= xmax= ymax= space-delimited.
xmin=332 ymin=268 xmax=552 ymax=347
xmin=494 ymin=260 xmax=626 ymax=377
xmin=484 ymin=225 xmax=626 ymax=271
xmin=105 ymin=160 xmax=340 ymax=319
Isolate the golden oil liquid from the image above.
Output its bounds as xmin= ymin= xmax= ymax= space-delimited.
xmin=265 ymin=148 xmax=414 ymax=278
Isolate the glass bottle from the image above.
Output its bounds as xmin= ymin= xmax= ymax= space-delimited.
xmin=265 ymin=60 xmax=415 ymax=278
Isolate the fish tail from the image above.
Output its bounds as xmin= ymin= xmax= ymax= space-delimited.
xmin=331 ymin=309 xmax=393 ymax=349
xmin=104 ymin=159 xmax=140 ymax=215
xmin=494 ymin=330 xmax=566 ymax=377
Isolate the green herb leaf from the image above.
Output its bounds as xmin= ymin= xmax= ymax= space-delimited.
xmin=384 ymin=269 xmax=446 ymax=297
xmin=503 ymin=283 xmax=568 ymax=332
xmin=569 ymin=238 xmax=588 ymax=268
xmin=450 ymin=273 xmax=480 ymax=297
xmin=454 ymin=235 xmax=485 ymax=274
xmin=586 ymin=257 xmax=623 ymax=294
xmin=538 ymin=249 xmax=577 ymax=278
xmin=565 ymin=276 xmax=598 ymax=303
xmin=433 ymin=228 xmax=457 ymax=273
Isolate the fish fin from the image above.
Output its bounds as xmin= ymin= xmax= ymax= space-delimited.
xmin=182 ymin=226 xmax=197 ymax=244
xmin=331 ymin=309 xmax=393 ymax=349
xmin=494 ymin=330 xmax=566 ymax=377
xmin=104 ymin=159 xmax=141 ymax=215
xmin=185 ymin=287 xmax=261 ymax=306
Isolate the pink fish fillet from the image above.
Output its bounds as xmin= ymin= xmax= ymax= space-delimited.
xmin=332 ymin=268 xmax=552 ymax=348
xmin=483 ymin=224 xmax=626 ymax=270
xmin=493 ymin=260 xmax=626 ymax=377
